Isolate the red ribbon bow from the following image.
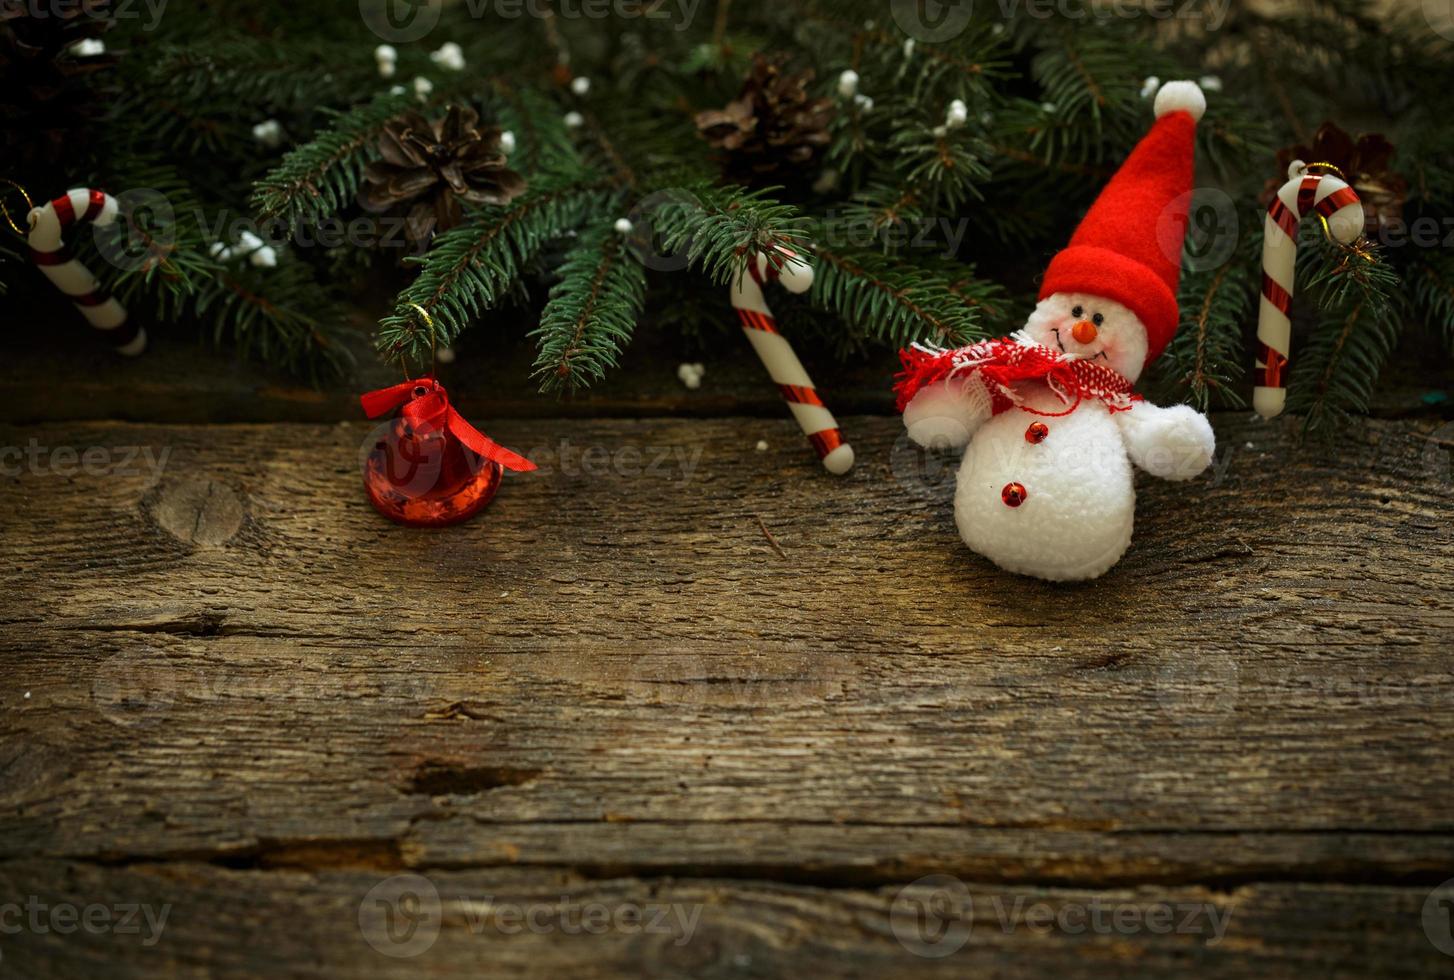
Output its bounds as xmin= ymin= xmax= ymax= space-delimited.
xmin=360 ymin=378 xmax=536 ymax=472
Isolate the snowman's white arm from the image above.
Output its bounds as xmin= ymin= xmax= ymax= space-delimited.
xmin=1113 ymin=401 xmax=1216 ymax=482
xmin=902 ymin=373 xmax=994 ymax=450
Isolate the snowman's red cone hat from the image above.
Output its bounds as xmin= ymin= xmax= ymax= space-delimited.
xmin=1037 ymin=80 xmax=1205 ymax=365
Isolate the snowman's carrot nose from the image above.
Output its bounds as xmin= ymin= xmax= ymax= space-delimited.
xmin=1071 ymin=320 xmax=1098 ymax=344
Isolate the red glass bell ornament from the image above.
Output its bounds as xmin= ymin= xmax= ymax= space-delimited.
xmin=360 ymin=378 xmax=535 ymax=527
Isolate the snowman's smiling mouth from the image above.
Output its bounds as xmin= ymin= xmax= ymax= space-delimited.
xmin=1051 ymin=329 xmax=1109 ymax=362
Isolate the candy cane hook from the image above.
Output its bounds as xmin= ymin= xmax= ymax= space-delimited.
xmin=1254 ymin=161 xmax=1362 ymax=420
xmin=730 ymin=248 xmax=854 ymax=475
xmin=27 ymin=188 xmax=146 ymax=356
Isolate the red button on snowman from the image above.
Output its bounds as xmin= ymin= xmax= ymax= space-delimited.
xmin=895 ymin=81 xmax=1216 ymax=582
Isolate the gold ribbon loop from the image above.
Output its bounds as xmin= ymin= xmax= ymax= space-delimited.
xmin=0 ymin=178 xmax=35 ymax=237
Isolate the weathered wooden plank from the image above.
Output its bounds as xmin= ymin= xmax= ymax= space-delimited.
xmin=5 ymin=627 xmax=1454 ymax=870
xmin=0 ymin=415 xmax=1450 ymax=888
xmin=0 ymin=861 xmax=1448 ymax=978
xmin=1 ymin=413 xmax=1451 ymax=975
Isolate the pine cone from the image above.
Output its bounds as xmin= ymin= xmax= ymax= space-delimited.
xmin=0 ymin=0 xmax=116 ymax=180
xmin=358 ymin=105 xmax=526 ymax=248
xmin=696 ymin=53 xmax=833 ymax=185
xmin=1262 ymin=121 xmax=1407 ymax=238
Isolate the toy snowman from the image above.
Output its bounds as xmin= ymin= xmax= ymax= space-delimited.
xmin=896 ymin=81 xmax=1216 ymax=582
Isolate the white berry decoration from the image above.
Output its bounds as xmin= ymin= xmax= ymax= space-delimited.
xmin=677 ymin=362 xmax=705 ymax=390
xmin=252 ymin=119 xmax=284 ymax=149
xmin=375 ymin=44 xmax=397 ymax=79
xmin=430 ymin=42 xmax=465 ymax=71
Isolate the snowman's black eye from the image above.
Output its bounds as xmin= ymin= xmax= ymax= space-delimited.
xmin=1092 ymin=312 xmax=1104 ymax=326
xmin=1071 ymin=305 xmax=1083 ymax=318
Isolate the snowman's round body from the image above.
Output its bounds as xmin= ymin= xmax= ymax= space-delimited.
xmin=955 ymin=381 xmax=1135 ymax=581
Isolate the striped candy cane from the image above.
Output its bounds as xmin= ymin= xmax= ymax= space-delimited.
xmin=27 ymin=189 xmax=146 ymax=356
xmin=731 ymin=248 xmax=855 ymax=475
xmin=1254 ymin=162 xmax=1363 ymax=419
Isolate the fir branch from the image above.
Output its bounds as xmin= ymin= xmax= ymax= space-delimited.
xmin=853 ymin=28 xmax=993 ymax=80
xmin=376 ymin=178 xmax=615 ymax=367
xmin=881 ymin=250 xmax=1015 ymax=333
xmin=71 ymin=154 xmax=351 ymax=378
xmin=85 ymin=161 xmax=215 ymax=299
xmin=711 ymin=0 xmax=732 ymax=50
xmin=1409 ymin=255 xmax=1454 ymax=353
xmin=251 ymin=93 xmax=412 ymax=230
xmin=1156 ymin=230 xmax=1261 ymax=410
xmin=997 ymin=96 xmax=1139 ymax=171
xmin=38 ymin=0 xmax=1452 ymax=412
xmin=187 ymin=263 xmax=351 ymax=382
xmin=880 ymin=124 xmax=992 ymax=217
xmin=1195 ymin=99 xmax=1276 ymax=182
xmin=682 ymin=33 xmax=766 ymax=75
xmin=944 ymin=277 xmax=1011 ymax=332
xmin=643 ymin=185 xmax=808 ymax=284
xmin=126 ymin=39 xmax=369 ymax=116
xmin=97 ymin=229 xmax=348 ymax=380
xmin=1290 ymin=238 xmax=1403 ymax=432
xmin=530 ymin=224 xmax=647 ymax=392
xmin=1160 ymin=261 xmax=1250 ymax=410
xmin=1190 ymin=266 xmax=1234 ymax=397
xmin=1289 ymin=301 xmax=1381 ymax=432
xmin=579 ymin=110 xmax=639 ymax=190
xmin=810 ymin=246 xmax=986 ymax=348
xmin=1301 ymin=236 xmax=1399 ymax=310
xmin=1030 ymin=33 xmax=1128 ymax=129
xmin=113 ymin=239 xmax=349 ymax=379
xmin=987 ymin=144 xmax=1113 ymax=179
xmin=494 ymin=84 xmax=577 ymax=177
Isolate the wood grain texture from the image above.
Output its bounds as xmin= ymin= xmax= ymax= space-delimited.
xmin=1 ymin=413 xmax=1452 ymax=977
xmin=0 ymin=862 xmax=1447 ymax=978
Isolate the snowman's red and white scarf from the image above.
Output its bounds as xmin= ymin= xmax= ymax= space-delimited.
xmin=894 ymin=339 xmax=1142 ymax=418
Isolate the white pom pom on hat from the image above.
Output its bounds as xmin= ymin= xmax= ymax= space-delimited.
xmin=1153 ymin=80 xmax=1206 ymax=122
